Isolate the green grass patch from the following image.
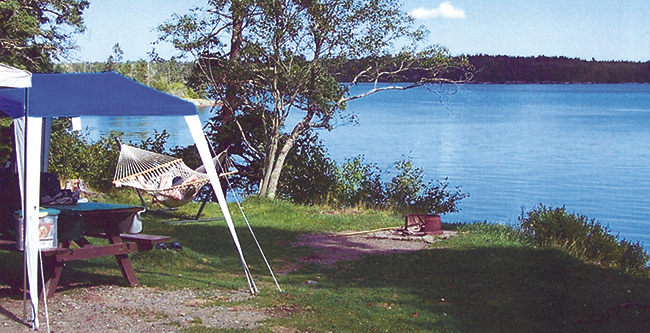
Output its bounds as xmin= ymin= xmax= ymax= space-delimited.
xmin=2 ymin=198 xmax=650 ymax=332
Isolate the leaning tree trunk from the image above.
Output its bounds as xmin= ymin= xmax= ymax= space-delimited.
xmin=262 ymin=136 xmax=297 ymax=199
xmin=259 ymin=128 xmax=282 ymax=197
xmin=259 ymin=118 xmax=306 ymax=199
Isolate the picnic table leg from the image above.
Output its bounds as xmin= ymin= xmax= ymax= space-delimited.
xmin=105 ymin=232 xmax=139 ymax=287
xmin=114 ymin=253 xmax=138 ymax=286
xmin=42 ymin=256 xmax=63 ymax=298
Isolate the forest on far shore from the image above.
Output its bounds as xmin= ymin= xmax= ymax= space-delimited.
xmin=330 ymin=54 xmax=650 ymax=84
xmin=467 ymin=55 xmax=650 ymax=84
xmin=54 ymin=54 xmax=650 ymax=94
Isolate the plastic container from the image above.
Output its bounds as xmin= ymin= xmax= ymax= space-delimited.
xmin=14 ymin=208 xmax=60 ymax=250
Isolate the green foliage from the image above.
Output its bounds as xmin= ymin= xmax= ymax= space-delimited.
xmin=470 ymin=55 xmax=650 ymax=83
xmin=137 ymin=129 xmax=171 ymax=154
xmin=48 ymin=118 xmax=121 ymax=191
xmin=47 ymin=119 xmax=175 ymax=192
xmin=54 ymin=58 xmax=202 ymax=100
xmin=278 ymin=145 xmax=467 ymax=215
xmin=277 ymin=132 xmax=338 ymax=205
xmin=0 ymin=118 xmax=15 ymax=165
xmin=518 ymin=204 xmax=650 ymax=276
xmin=384 ymin=159 xmax=425 ymax=212
xmin=331 ymin=155 xmax=384 ymax=208
xmin=382 ymin=158 xmax=468 ymax=215
xmin=202 ymin=106 xmax=270 ymax=194
xmin=0 ymin=0 xmax=89 ymax=71
xmin=104 ymin=43 xmax=124 ymax=72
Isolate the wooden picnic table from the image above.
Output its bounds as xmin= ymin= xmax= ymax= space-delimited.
xmin=0 ymin=202 xmax=170 ymax=297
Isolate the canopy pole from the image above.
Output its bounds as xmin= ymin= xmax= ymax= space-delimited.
xmin=184 ymin=115 xmax=258 ymax=294
xmin=22 ymin=115 xmax=43 ymax=329
xmin=41 ymin=117 xmax=52 ymax=172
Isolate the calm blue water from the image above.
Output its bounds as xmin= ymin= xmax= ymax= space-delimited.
xmin=84 ymin=84 xmax=650 ymax=247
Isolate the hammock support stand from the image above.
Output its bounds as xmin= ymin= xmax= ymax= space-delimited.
xmin=136 ymin=185 xmax=225 ymax=224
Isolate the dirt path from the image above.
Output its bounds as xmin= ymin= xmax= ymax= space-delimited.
xmin=0 ymin=285 xmax=267 ymax=332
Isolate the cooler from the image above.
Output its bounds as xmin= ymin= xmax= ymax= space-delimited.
xmin=14 ymin=208 xmax=60 ymax=250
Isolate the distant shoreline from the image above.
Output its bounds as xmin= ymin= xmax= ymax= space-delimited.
xmin=185 ymin=98 xmax=221 ymax=107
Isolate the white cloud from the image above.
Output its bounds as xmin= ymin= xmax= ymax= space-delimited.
xmin=411 ymin=2 xmax=466 ymax=19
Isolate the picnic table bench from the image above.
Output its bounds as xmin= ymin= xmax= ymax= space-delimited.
xmin=0 ymin=202 xmax=170 ymax=297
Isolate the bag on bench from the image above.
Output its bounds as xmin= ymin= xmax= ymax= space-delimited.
xmin=40 ymin=172 xmax=79 ymax=205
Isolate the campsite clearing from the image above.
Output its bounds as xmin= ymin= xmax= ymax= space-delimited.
xmin=0 ymin=229 xmax=444 ymax=332
xmin=3 ymin=199 xmax=650 ymax=332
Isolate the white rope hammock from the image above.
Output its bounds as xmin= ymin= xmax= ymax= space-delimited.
xmin=112 ymin=144 xmax=230 ymax=207
xmin=113 ymin=143 xmax=282 ymax=293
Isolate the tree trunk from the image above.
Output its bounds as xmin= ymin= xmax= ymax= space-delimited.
xmin=214 ymin=6 xmax=244 ymax=197
xmin=260 ymin=135 xmax=296 ymax=199
xmin=222 ymin=8 xmax=244 ymax=126
xmin=259 ymin=129 xmax=281 ymax=197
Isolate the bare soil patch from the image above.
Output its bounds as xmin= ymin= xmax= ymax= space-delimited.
xmin=284 ymin=228 xmax=457 ymax=270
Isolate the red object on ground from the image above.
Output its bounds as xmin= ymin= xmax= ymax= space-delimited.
xmin=405 ymin=214 xmax=444 ymax=235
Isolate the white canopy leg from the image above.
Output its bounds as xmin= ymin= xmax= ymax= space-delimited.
xmin=22 ymin=116 xmax=43 ymax=329
xmin=184 ymin=115 xmax=257 ymax=293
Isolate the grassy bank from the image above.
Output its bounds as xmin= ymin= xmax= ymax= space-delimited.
xmin=2 ymin=198 xmax=650 ymax=332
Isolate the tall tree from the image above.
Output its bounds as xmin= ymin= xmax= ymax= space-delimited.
xmin=0 ymin=0 xmax=89 ymax=71
xmin=159 ymin=0 xmax=472 ymax=198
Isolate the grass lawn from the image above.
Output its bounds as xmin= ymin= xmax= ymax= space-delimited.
xmin=2 ymin=197 xmax=650 ymax=332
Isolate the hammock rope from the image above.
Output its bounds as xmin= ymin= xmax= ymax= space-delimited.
xmin=112 ymin=143 xmax=281 ymax=293
xmin=113 ymin=144 xmax=230 ymax=207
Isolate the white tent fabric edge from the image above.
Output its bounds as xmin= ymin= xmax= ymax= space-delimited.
xmin=0 ymin=64 xmax=31 ymax=88
xmin=0 ymin=64 xmax=40 ymax=329
xmin=185 ymin=115 xmax=257 ymax=293
xmin=22 ymin=116 xmax=43 ymax=330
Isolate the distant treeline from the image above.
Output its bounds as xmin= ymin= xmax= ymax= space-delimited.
xmin=329 ymin=54 xmax=650 ymax=84
xmin=467 ymin=55 xmax=650 ymax=84
xmin=55 ymin=58 xmax=203 ymax=99
xmin=57 ymin=54 xmax=650 ymax=91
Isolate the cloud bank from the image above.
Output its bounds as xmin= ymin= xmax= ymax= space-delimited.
xmin=411 ymin=2 xmax=466 ymax=19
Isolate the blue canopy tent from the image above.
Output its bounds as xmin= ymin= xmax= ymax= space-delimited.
xmin=0 ymin=69 xmax=254 ymax=330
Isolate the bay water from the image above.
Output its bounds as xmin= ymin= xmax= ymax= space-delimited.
xmin=84 ymin=83 xmax=650 ymax=247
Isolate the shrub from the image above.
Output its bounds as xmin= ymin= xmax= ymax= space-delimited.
xmin=518 ymin=204 xmax=650 ymax=276
xmin=277 ymin=131 xmax=338 ymax=205
xmin=331 ymin=155 xmax=384 ymax=209
xmin=385 ymin=158 xmax=468 ymax=215
xmin=48 ymin=118 xmax=121 ymax=191
xmin=323 ymin=156 xmax=467 ymax=214
xmin=48 ymin=118 xmax=172 ymax=192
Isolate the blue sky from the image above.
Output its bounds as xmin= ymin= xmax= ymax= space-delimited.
xmin=71 ymin=0 xmax=650 ymax=62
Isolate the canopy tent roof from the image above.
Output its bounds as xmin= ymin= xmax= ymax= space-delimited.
xmin=0 ymin=71 xmax=197 ymax=119
xmin=0 ymin=68 xmax=256 ymax=330
xmin=0 ymin=64 xmax=32 ymax=89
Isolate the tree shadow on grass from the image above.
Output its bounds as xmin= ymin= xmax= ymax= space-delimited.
xmin=286 ymin=246 xmax=650 ymax=333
